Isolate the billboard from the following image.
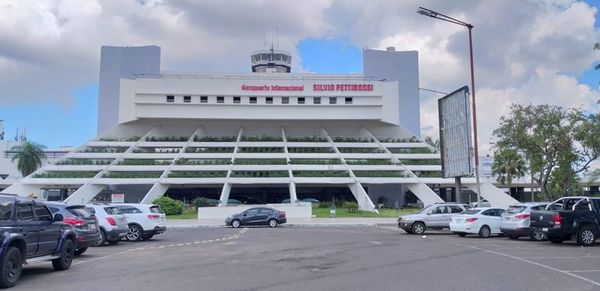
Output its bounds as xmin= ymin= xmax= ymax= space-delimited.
xmin=480 ymin=156 xmax=493 ymax=177
xmin=438 ymin=86 xmax=473 ymax=178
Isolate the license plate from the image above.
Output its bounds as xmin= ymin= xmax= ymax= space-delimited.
xmin=542 ymin=228 xmax=548 ymax=232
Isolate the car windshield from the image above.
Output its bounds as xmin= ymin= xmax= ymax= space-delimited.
xmin=463 ymin=209 xmax=481 ymax=215
xmin=0 ymin=197 xmax=13 ymax=221
xmin=506 ymin=206 xmax=526 ymax=214
xmin=67 ymin=206 xmax=93 ymax=218
xmin=104 ymin=207 xmax=122 ymax=215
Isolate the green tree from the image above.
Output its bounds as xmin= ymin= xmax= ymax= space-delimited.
xmin=11 ymin=141 xmax=46 ymax=177
xmin=491 ymin=149 xmax=527 ymax=186
xmin=494 ymin=104 xmax=600 ymax=200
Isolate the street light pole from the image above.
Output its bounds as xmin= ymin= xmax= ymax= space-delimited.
xmin=417 ymin=6 xmax=482 ymax=204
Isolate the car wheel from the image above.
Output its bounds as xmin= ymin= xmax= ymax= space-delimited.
xmin=577 ymin=225 xmax=597 ymax=247
xmin=478 ymin=225 xmax=491 ymax=238
xmin=74 ymin=247 xmax=88 ymax=256
xmin=52 ymin=238 xmax=75 ymax=271
xmin=95 ymin=229 xmax=107 ymax=246
xmin=231 ymin=219 xmax=241 ymax=228
xmin=508 ymin=234 xmax=519 ymax=240
xmin=107 ymin=239 xmax=120 ymax=245
xmin=411 ymin=222 xmax=425 ymax=235
xmin=126 ymin=224 xmax=143 ymax=241
xmin=268 ymin=219 xmax=278 ymax=228
xmin=529 ymin=230 xmax=545 ymax=241
xmin=457 ymin=232 xmax=467 ymax=237
xmin=0 ymin=247 xmax=22 ymax=288
xmin=549 ymin=237 xmax=564 ymax=244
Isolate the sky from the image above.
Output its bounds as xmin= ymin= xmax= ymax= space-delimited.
xmin=0 ymin=0 xmax=599 ymax=154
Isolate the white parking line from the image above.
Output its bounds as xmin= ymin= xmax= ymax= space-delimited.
xmin=431 ymin=238 xmax=600 ymax=287
xmin=565 ymin=270 xmax=600 ymax=273
xmin=523 ymin=256 xmax=600 ymax=259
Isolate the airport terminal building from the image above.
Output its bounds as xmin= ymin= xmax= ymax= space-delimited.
xmin=2 ymin=45 xmax=519 ymax=210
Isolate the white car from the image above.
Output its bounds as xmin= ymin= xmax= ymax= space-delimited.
xmin=450 ymin=207 xmax=505 ymax=238
xmin=86 ymin=204 xmax=129 ymax=245
xmin=114 ymin=204 xmax=167 ymax=241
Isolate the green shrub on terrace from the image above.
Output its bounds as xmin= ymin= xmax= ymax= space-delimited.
xmin=286 ymin=136 xmax=328 ymax=142
xmin=338 ymin=148 xmax=384 ymax=153
xmin=399 ymin=159 xmax=441 ymax=165
xmin=126 ymin=136 xmax=141 ymax=142
xmin=185 ymin=147 xmax=234 ymax=153
xmin=345 ymin=159 xmax=392 ymax=165
xmin=146 ymin=136 xmax=188 ymax=142
xmin=230 ymin=171 xmax=289 ymax=178
xmin=353 ymin=171 xmax=406 ymax=177
xmin=238 ymin=147 xmax=283 ymax=153
xmin=194 ymin=136 xmax=237 ymax=142
xmin=287 ymin=147 xmax=333 ymax=153
xmin=99 ymin=136 xmax=141 ymax=142
xmin=132 ymin=147 xmax=181 ymax=154
xmin=99 ymin=137 xmax=118 ymax=141
xmin=389 ymin=148 xmax=435 ymax=154
xmin=33 ymin=171 xmax=98 ymax=178
xmin=240 ymin=135 xmax=283 ymax=142
xmin=293 ymin=171 xmax=349 ymax=177
xmin=104 ymin=172 xmax=163 ymax=178
xmin=332 ymin=137 xmax=374 ymax=143
xmin=56 ymin=159 xmax=113 ymax=165
xmin=153 ymin=196 xmax=184 ymax=215
xmin=176 ymin=159 xmax=231 ymax=165
xmin=289 ymin=159 xmax=341 ymax=164
xmin=119 ymin=159 xmax=171 ymax=166
xmin=414 ymin=171 xmax=442 ymax=178
xmin=234 ymin=159 xmax=287 ymax=165
xmin=83 ymin=147 xmax=128 ymax=153
xmin=379 ymin=137 xmax=419 ymax=143
xmin=168 ymin=171 xmax=227 ymax=178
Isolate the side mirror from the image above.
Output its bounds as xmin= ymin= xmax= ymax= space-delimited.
xmin=54 ymin=214 xmax=64 ymax=222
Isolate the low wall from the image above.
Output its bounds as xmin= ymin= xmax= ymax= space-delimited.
xmin=197 ymin=203 xmax=313 ymax=219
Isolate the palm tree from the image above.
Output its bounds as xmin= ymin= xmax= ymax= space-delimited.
xmin=11 ymin=141 xmax=46 ymax=177
xmin=492 ymin=149 xmax=527 ymax=186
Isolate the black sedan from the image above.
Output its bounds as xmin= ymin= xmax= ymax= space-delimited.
xmin=225 ymin=207 xmax=287 ymax=228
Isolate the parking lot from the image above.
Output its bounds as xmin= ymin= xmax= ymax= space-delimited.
xmin=14 ymin=226 xmax=600 ymax=291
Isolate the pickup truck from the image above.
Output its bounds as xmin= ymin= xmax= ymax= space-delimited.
xmin=530 ymin=196 xmax=600 ymax=246
xmin=0 ymin=194 xmax=77 ymax=288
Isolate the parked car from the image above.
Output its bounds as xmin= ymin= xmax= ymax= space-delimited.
xmin=398 ymin=203 xmax=471 ymax=234
xmin=500 ymin=202 xmax=549 ymax=241
xmin=46 ymin=202 xmax=101 ymax=255
xmin=530 ymin=196 xmax=600 ymax=246
xmin=225 ymin=207 xmax=286 ymax=228
xmin=114 ymin=204 xmax=167 ymax=241
xmin=450 ymin=207 xmax=505 ymax=238
xmin=86 ymin=204 xmax=129 ymax=245
xmin=0 ymin=194 xmax=76 ymax=288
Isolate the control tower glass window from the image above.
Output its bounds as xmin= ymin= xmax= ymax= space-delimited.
xmin=298 ymin=97 xmax=305 ymax=104
xmin=200 ymin=96 xmax=208 ymax=103
xmin=250 ymin=97 xmax=257 ymax=104
xmin=183 ymin=96 xmax=191 ymax=103
xmin=166 ymin=95 xmax=174 ymax=103
xmin=217 ymin=96 xmax=225 ymax=103
xmin=345 ymin=97 xmax=353 ymax=104
xmin=266 ymin=97 xmax=273 ymax=104
xmin=233 ymin=96 xmax=241 ymax=104
xmin=282 ymin=97 xmax=289 ymax=104
xmin=329 ymin=97 xmax=337 ymax=104
xmin=313 ymin=97 xmax=321 ymax=104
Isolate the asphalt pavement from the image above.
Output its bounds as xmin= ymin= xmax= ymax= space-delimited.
xmin=14 ymin=226 xmax=600 ymax=291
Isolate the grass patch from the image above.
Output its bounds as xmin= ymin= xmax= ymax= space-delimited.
xmin=313 ymin=207 xmax=419 ymax=218
xmin=167 ymin=207 xmax=197 ymax=219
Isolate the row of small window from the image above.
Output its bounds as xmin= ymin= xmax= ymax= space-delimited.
xmin=166 ymin=95 xmax=354 ymax=105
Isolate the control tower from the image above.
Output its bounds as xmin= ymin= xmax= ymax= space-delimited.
xmin=251 ymin=48 xmax=292 ymax=73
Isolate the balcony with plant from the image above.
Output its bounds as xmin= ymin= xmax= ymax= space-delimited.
xmin=234 ymin=159 xmax=287 ymax=165
xmin=99 ymin=136 xmax=141 ymax=142
xmin=389 ymin=148 xmax=435 ymax=154
xmin=338 ymin=148 xmax=384 ymax=153
xmin=240 ymin=135 xmax=282 ymax=142
xmin=332 ymin=137 xmax=374 ymax=143
xmin=230 ymin=171 xmax=289 ymax=178
xmin=378 ymin=137 xmax=419 ymax=143
xmin=194 ymin=136 xmax=237 ymax=142
xmin=238 ymin=147 xmax=284 ymax=153
xmin=175 ymin=159 xmax=231 ymax=165
xmin=33 ymin=171 xmax=99 ymax=178
xmin=293 ymin=171 xmax=349 ymax=177
xmin=413 ymin=171 xmax=443 ymax=178
xmin=119 ymin=159 xmax=172 ymax=166
xmin=132 ymin=147 xmax=182 ymax=154
xmin=353 ymin=171 xmax=407 ymax=177
xmin=82 ymin=146 xmax=128 ymax=153
xmin=286 ymin=136 xmax=328 ymax=142
xmin=289 ymin=159 xmax=341 ymax=165
xmin=398 ymin=159 xmax=441 ymax=165
xmin=103 ymin=171 xmax=163 ymax=179
xmin=345 ymin=159 xmax=393 ymax=165
xmin=56 ymin=159 xmax=113 ymax=165
xmin=168 ymin=171 xmax=228 ymax=178
xmin=185 ymin=147 xmax=234 ymax=153
xmin=287 ymin=147 xmax=333 ymax=153
xmin=146 ymin=136 xmax=189 ymax=142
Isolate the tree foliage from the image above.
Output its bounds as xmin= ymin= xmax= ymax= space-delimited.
xmin=491 ymin=149 xmax=527 ymax=186
xmin=494 ymin=104 xmax=600 ymax=200
xmin=11 ymin=141 xmax=46 ymax=177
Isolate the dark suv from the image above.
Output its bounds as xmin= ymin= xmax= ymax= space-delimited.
xmin=0 ymin=194 xmax=76 ymax=288
xmin=46 ymin=202 xmax=100 ymax=255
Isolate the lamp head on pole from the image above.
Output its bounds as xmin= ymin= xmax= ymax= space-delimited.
xmin=417 ymin=7 xmax=437 ymax=17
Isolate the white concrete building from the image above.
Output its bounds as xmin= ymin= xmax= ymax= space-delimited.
xmin=1 ymin=46 xmax=520 ymax=210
